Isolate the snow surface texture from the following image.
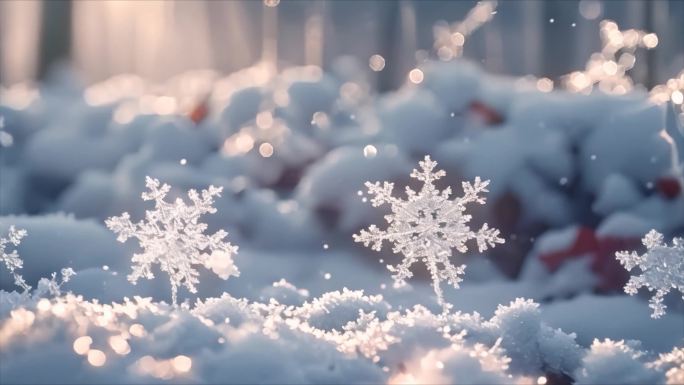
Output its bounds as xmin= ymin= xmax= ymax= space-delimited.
xmin=616 ymin=230 xmax=684 ymax=318
xmin=2 ymin=286 xmax=682 ymax=384
xmin=106 ymin=177 xmax=239 ymax=306
xmin=354 ymin=155 xmax=504 ymax=312
xmin=1 ymin=54 xmax=684 ymax=384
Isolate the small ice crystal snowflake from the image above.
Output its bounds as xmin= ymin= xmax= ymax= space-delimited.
xmin=0 ymin=225 xmax=31 ymax=292
xmin=353 ymin=156 xmax=504 ymax=311
xmin=616 ymin=230 xmax=684 ymax=318
xmin=106 ymin=177 xmax=239 ymax=305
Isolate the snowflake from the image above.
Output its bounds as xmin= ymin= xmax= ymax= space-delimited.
xmin=615 ymin=230 xmax=684 ymax=318
xmin=35 ymin=268 xmax=76 ymax=297
xmin=0 ymin=225 xmax=31 ymax=292
xmin=106 ymin=177 xmax=239 ymax=305
xmin=353 ymin=156 xmax=504 ymax=311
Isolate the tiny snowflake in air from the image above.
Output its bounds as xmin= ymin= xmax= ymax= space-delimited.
xmin=353 ymin=155 xmax=504 ymax=311
xmin=35 ymin=268 xmax=76 ymax=297
xmin=0 ymin=225 xmax=31 ymax=292
xmin=106 ymin=176 xmax=239 ymax=305
xmin=615 ymin=230 xmax=684 ymax=318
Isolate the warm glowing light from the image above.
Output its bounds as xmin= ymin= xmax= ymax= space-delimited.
xmin=152 ymin=360 xmax=173 ymax=379
xmin=109 ymin=335 xmax=131 ymax=355
xmin=602 ymin=61 xmax=618 ymax=76
xmin=256 ymin=111 xmax=274 ymax=129
xmin=408 ymin=69 xmax=424 ymax=84
xmin=1 ymin=84 xmax=39 ymax=109
xmin=259 ymin=142 xmax=274 ymax=157
xmin=273 ymin=89 xmax=290 ymax=107
xmin=536 ymin=78 xmax=554 ymax=93
xmin=672 ymin=90 xmax=683 ymax=105
xmin=433 ymin=1 xmax=495 ymax=59
xmin=312 ymin=111 xmax=330 ymax=128
xmin=570 ymin=72 xmax=590 ymax=90
xmin=340 ymin=82 xmax=363 ymax=103
xmin=579 ymin=0 xmax=602 ymax=20
xmin=643 ymin=33 xmax=658 ymax=49
xmin=129 ymin=323 xmax=146 ymax=337
xmin=73 ymin=336 xmax=92 ymax=355
xmin=36 ymin=299 xmax=51 ymax=312
xmin=236 ymin=133 xmax=255 ymax=153
xmin=51 ymin=303 xmax=67 ymax=317
xmin=369 ymin=54 xmax=386 ymax=72
xmin=389 ymin=373 xmax=418 ymax=385
xmin=87 ymin=349 xmax=107 ymax=367
xmin=613 ymin=85 xmax=627 ymax=95
xmin=153 ymin=96 xmax=177 ymax=115
xmin=173 ymin=355 xmax=192 ymax=373
xmin=363 ymin=145 xmax=378 ymax=158
xmin=277 ymin=200 xmax=298 ymax=214
xmin=537 ymin=376 xmax=548 ymax=385
xmin=113 ymin=104 xmax=137 ymax=124
xmin=437 ymin=46 xmax=454 ymax=61
xmin=264 ymin=0 xmax=280 ymax=7
xmin=451 ymin=32 xmax=465 ymax=46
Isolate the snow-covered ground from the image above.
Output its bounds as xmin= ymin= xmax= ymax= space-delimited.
xmin=1 ymin=58 xmax=683 ymax=384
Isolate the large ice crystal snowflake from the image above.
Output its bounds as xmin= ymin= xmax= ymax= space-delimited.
xmin=353 ymin=156 xmax=504 ymax=311
xmin=106 ymin=177 xmax=239 ymax=305
xmin=616 ymin=230 xmax=684 ymax=318
xmin=0 ymin=225 xmax=31 ymax=292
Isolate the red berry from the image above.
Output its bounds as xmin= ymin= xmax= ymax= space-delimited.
xmin=656 ymin=177 xmax=681 ymax=199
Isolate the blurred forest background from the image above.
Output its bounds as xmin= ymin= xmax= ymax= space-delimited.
xmin=1 ymin=0 xmax=683 ymax=89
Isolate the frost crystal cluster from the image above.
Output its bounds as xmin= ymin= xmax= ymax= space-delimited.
xmin=106 ymin=177 xmax=239 ymax=305
xmin=354 ymin=156 xmax=504 ymax=311
xmin=616 ymin=230 xmax=684 ymax=318
xmin=0 ymin=226 xmax=30 ymax=292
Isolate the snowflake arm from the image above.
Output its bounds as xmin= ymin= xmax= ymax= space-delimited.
xmin=354 ymin=155 xmax=504 ymax=312
xmin=472 ymin=223 xmax=504 ymax=253
xmin=615 ymin=230 xmax=684 ymax=318
xmin=0 ymin=225 xmax=31 ymax=292
xmin=106 ymin=177 xmax=239 ymax=306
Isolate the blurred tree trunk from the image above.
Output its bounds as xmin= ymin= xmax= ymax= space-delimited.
xmin=38 ymin=0 xmax=71 ymax=80
xmin=378 ymin=1 xmax=400 ymax=92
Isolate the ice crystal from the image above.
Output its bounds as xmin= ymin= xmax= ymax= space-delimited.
xmin=615 ymin=230 xmax=684 ymax=318
xmin=35 ymin=268 xmax=76 ymax=297
xmin=106 ymin=177 xmax=239 ymax=305
xmin=353 ymin=155 xmax=504 ymax=311
xmin=651 ymin=347 xmax=684 ymax=385
xmin=575 ymin=339 xmax=664 ymax=385
xmin=0 ymin=226 xmax=30 ymax=292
